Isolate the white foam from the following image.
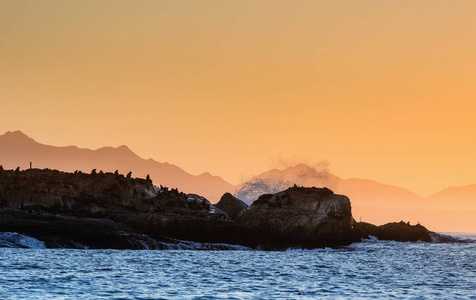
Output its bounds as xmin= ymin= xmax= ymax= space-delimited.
xmin=157 ymin=239 xmax=252 ymax=251
xmin=430 ymin=232 xmax=475 ymax=243
xmin=0 ymin=232 xmax=47 ymax=249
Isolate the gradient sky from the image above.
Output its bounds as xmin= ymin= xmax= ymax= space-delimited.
xmin=1 ymin=0 xmax=476 ymax=196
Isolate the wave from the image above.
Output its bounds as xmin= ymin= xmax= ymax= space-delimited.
xmin=429 ymin=232 xmax=476 ymax=244
xmin=120 ymin=233 xmax=251 ymax=250
xmin=357 ymin=233 xmax=475 ymax=244
xmin=153 ymin=238 xmax=252 ymax=251
xmin=285 ymin=247 xmax=336 ymax=252
xmin=0 ymin=232 xmax=251 ymax=250
xmin=0 ymin=232 xmax=46 ymax=249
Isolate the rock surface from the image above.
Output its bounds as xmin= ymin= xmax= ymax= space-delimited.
xmin=354 ymin=221 xmax=432 ymax=242
xmin=236 ymin=186 xmax=356 ymax=249
xmin=0 ymin=168 xmax=436 ymax=249
xmin=215 ymin=193 xmax=248 ymax=219
xmin=0 ymin=209 xmax=159 ymax=249
xmin=0 ymin=168 xmax=260 ymax=248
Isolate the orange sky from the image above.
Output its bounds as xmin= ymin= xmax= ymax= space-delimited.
xmin=1 ymin=1 xmax=476 ymax=196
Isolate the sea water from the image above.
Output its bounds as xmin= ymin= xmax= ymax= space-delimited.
xmin=0 ymin=233 xmax=474 ymax=299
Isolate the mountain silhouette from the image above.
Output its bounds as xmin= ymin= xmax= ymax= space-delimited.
xmin=1 ymin=131 xmax=474 ymax=232
xmin=236 ymin=164 xmax=475 ymax=232
xmin=236 ymin=164 xmax=419 ymax=206
xmin=428 ymin=184 xmax=476 ymax=211
xmin=0 ymin=131 xmax=234 ymax=201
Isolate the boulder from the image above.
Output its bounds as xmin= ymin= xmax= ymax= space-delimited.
xmin=352 ymin=221 xmax=379 ymax=239
xmin=354 ymin=221 xmax=432 ymax=242
xmin=377 ymin=221 xmax=431 ymax=242
xmin=236 ymin=186 xmax=355 ymax=249
xmin=215 ymin=193 xmax=248 ymax=219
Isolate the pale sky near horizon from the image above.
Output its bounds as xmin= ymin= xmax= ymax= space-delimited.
xmin=1 ymin=1 xmax=476 ymax=196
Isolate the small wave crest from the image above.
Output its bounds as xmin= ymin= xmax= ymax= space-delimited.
xmin=285 ymin=247 xmax=335 ymax=252
xmin=156 ymin=239 xmax=252 ymax=250
xmin=0 ymin=232 xmax=46 ymax=249
xmin=430 ymin=232 xmax=476 ymax=243
xmin=361 ymin=235 xmax=379 ymax=243
xmin=121 ymin=233 xmax=251 ymax=250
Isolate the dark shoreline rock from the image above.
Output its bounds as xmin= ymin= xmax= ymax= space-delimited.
xmin=0 ymin=168 xmax=436 ymax=249
xmin=0 ymin=209 xmax=157 ymax=249
xmin=353 ymin=221 xmax=432 ymax=242
xmin=237 ymin=186 xmax=355 ymax=249
xmin=0 ymin=168 xmax=261 ymax=249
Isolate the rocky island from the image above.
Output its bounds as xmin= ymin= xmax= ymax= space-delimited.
xmin=0 ymin=167 xmax=437 ymax=250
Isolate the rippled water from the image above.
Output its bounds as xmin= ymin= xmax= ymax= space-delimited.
xmin=0 ymin=234 xmax=475 ymax=299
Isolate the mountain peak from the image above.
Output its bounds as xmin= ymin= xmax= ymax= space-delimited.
xmin=0 ymin=130 xmax=36 ymax=144
xmin=286 ymin=163 xmax=315 ymax=172
xmin=200 ymin=172 xmax=213 ymax=177
xmin=280 ymin=163 xmax=331 ymax=177
xmin=96 ymin=144 xmax=137 ymax=157
xmin=117 ymin=145 xmax=132 ymax=152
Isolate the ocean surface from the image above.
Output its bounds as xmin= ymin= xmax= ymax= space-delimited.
xmin=0 ymin=233 xmax=475 ymax=299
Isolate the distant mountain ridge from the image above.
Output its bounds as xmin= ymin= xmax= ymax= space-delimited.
xmin=428 ymin=184 xmax=476 ymax=211
xmin=235 ymin=164 xmax=421 ymax=205
xmin=1 ymin=131 xmax=474 ymax=232
xmin=235 ymin=164 xmax=340 ymax=203
xmin=0 ymin=131 xmax=235 ymax=202
xmin=235 ymin=164 xmax=476 ymax=232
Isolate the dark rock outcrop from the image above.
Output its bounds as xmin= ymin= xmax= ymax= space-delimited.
xmin=215 ymin=193 xmax=248 ymax=219
xmin=236 ymin=186 xmax=355 ymax=249
xmin=0 ymin=168 xmax=437 ymax=250
xmin=354 ymin=221 xmax=432 ymax=242
xmin=0 ymin=168 xmax=258 ymax=249
xmin=0 ymin=208 xmax=160 ymax=249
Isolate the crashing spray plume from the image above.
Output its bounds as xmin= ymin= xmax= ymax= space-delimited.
xmin=235 ymin=159 xmax=338 ymax=204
